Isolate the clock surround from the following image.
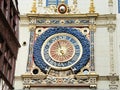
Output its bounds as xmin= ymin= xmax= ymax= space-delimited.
xmin=33 ymin=27 xmax=90 ymax=74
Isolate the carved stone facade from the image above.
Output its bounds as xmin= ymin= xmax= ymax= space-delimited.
xmin=15 ymin=0 xmax=119 ymax=90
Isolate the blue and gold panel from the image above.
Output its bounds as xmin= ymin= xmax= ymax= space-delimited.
xmin=33 ymin=27 xmax=90 ymax=74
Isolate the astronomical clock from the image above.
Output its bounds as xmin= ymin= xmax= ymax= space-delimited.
xmin=34 ymin=27 xmax=90 ymax=74
xmin=22 ymin=3 xmax=99 ymax=88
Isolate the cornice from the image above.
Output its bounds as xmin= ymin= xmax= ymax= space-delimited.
xmin=99 ymin=75 xmax=119 ymax=81
xmin=26 ymin=13 xmax=99 ymax=18
xmin=20 ymin=14 xmax=116 ymax=27
xmin=20 ymin=14 xmax=116 ymax=21
xmin=18 ymin=75 xmax=119 ymax=81
xmin=26 ymin=13 xmax=116 ymax=19
xmin=97 ymin=14 xmax=116 ymax=20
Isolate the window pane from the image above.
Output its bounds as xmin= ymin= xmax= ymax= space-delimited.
xmin=46 ymin=0 xmax=68 ymax=6
xmin=118 ymin=0 xmax=120 ymax=13
xmin=46 ymin=0 xmax=57 ymax=6
xmin=58 ymin=0 xmax=68 ymax=4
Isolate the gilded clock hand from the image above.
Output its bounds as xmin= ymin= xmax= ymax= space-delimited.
xmin=57 ymin=40 xmax=62 ymax=49
xmin=57 ymin=40 xmax=64 ymax=55
xmin=61 ymin=51 xmax=67 ymax=61
xmin=57 ymin=41 xmax=65 ymax=56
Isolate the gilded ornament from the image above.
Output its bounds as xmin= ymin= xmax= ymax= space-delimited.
xmin=89 ymin=0 xmax=95 ymax=13
xmin=31 ymin=0 xmax=37 ymax=13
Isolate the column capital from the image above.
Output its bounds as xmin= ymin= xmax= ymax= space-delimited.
xmin=29 ymin=25 xmax=36 ymax=31
xmin=89 ymin=24 xmax=96 ymax=32
xmin=107 ymin=24 xmax=115 ymax=33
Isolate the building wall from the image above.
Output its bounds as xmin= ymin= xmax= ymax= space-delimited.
xmin=95 ymin=27 xmax=110 ymax=75
xmin=15 ymin=16 xmax=30 ymax=76
xmin=15 ymin=0 xmax=120 ymax=90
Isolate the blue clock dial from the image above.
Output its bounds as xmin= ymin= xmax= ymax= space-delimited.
xmin=33 ymin=27 xmax=90 ymax=74
xmin=41 ymin=33 xmax=82 ymax=70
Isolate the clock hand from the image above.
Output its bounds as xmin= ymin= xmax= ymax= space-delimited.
xmin=57 ymin=40 xmax=62 ymax=49
xmin=57 ymin=40 xmax=65 ymax=55
xmin=61 ymin=51 xmax=67 ymax=60
xmin=57 ymin=40 xmax=67 ymax=59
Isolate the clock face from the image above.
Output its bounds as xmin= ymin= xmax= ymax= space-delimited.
xmin=33 ymin=27 xmax=90 ymax=74
xmin=50 ymin=39 xmax=74 ymax=62
xmin=41 ymin=33 xmax=82 ymax=70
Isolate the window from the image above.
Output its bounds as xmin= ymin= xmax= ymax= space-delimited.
xmin=46 ymin=0 xmax=68 ymax=6
xmin=118 ymin=0 xmax=120 ymax=13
